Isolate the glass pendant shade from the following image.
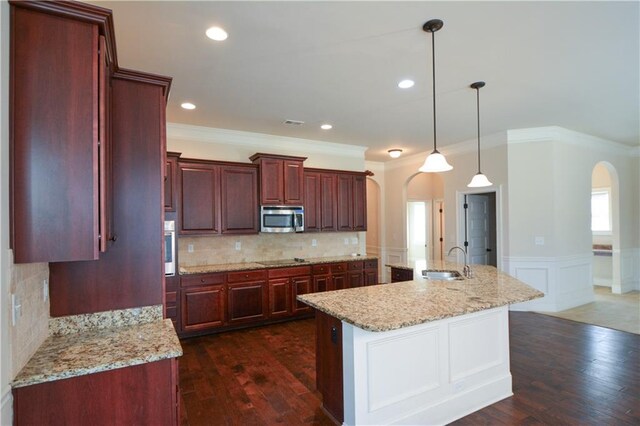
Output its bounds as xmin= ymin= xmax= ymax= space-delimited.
xmin=467 ymin=172 xmax=492 ymax=187
xmin=419 ymin=150 xmax=453 ymax=172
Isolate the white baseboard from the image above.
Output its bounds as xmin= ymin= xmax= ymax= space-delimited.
xmin=1 ymin=386 xmax=12 ymax=426
xmin=593 ymin=278 xmax=612 ymax=287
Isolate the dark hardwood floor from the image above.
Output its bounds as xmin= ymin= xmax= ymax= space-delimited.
xmin=179 ymin=312 xmax=640 ymax=425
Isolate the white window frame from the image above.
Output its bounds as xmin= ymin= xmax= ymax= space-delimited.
xmin=591 ymin=187 xmax=612 ymax=235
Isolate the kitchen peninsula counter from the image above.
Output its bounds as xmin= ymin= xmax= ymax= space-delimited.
xmin=299 ymin=261 xmax=543 ymax=332
xmin=298 ymin=262 xmax=543 ymax=426
xmin=12 ymin=305 xmax=182 ymax=388
xmin=179 ymin=254 xmax=379 ymax=275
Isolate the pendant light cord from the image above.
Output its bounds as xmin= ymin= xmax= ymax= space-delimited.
xmin=431 ymin=30 xmax=438 ymax=152
xmin=476 ymin=86 xmax=481 ymax=173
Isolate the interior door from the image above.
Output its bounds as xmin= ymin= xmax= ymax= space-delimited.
xmin=466 ymin=194 xmax=496 ymax=266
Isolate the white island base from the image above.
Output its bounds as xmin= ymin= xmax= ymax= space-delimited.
xmin=341 ymin=306 xmax=511 ymax=425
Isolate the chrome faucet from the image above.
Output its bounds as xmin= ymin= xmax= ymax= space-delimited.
xmin=448 ymin=246 xmax=471 ymax=278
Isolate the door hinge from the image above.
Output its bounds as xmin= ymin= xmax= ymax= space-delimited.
xmin=439 ymin=208 xmax=443 ymax=213
xmin=463 ymin=241 xmax=468 ymax=247
xmin=463 ymin=203 xmax=468 ymax=209
xmin=439 ymin=237 xmax=443 ymax=242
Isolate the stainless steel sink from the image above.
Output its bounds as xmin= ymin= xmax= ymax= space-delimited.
xmin=422 ymin=269 xmax=464 ymax=281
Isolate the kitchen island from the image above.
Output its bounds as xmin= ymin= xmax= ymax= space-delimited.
xmin=298 ymin=261 xmax=543 ymax=425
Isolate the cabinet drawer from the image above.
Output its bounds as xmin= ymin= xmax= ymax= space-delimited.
xmin=330 ymin=263 xmax=348 ymax=274
xmin=312 ymin=264 xmax=331 ymax=274
xmin=268 ymin=266 xmax=311 ymax=279
xmin=347 ymin=261 xmax=363 ymax=271
xmin=181 ymin=273 xmax=225 ymax=287
xmin=166 ymin=291 xmax=177 ymax=304
xmin=364 ymin=259 xmax=378 ymax=270
xmin=166 ymin=305 xmax=177 ymax=319
xmin=227 ymin=269 xmax=267 ymax=283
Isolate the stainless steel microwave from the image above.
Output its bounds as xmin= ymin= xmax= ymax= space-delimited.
xmin=260 ymin=206 xmax=304 ymax=233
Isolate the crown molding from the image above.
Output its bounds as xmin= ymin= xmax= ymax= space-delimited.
xmin=508 ymin=126 xmax=638 ymax=156
xmin=167 ymin=122 xmax=368 ymax=159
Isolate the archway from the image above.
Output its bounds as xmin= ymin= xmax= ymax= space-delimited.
xmin=404 ymin=172 xmax=444 ymax=263
xmin=591 ymin=161 xmax=622 ymax=294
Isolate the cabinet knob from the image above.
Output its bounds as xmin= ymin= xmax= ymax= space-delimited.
xmin=200 ymin=278 xmax=205 ymax=283
xmin=109 ymin=235 xmax=118 ymax=242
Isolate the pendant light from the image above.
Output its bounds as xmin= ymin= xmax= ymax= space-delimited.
xmin=419 ymin=19 xmax=453 ymax=173
xmin=467 ymin=81 xmax=492 ymax=187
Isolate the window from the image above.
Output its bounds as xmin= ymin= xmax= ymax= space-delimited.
xmin=591 ymin=188 xmax=611 ymax=234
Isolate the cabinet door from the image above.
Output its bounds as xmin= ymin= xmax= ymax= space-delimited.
xmin=320 ymin=173 xmax=337 ymax=232
xmin=181 ymin=285 xmax=226 ymax=332
xmin=347 ymin=271 xmax=363 ymax=288
xmin=11 ymin=7 xmax=101 ymax=263
xmin=352 ymin=175 xmax=367 ymax=231
xmin=269 ymin=278 xmax=291 ymax=318
xmin=391 ymin=268 xmax=413 ymax=283
xmin=259 ymin=158 xmax=284 ymax=205
xmin=303 ymin=172 xmax=320 ymax=232
xmin=336 ymin=174 xmax=353 ymax=231
xmin=314 ymin=274 xmax=334 ymax=293
xmin=227 ymin=281 xmax=268 ymax=324
xmin=333 ymin=273 xmax=347 ymax=290
xmin=364 ymin=268 xmax=378 ymax=286
xmin=164 ymin=158 xmax=176 ymax=212
xmin=98 ymin=35 xmax=113 ymax=252
xmin=180 ymin=164 xmax=219 ymax=234
xmin=220 ymin=165 xmax=258 ymax=234
xmin=292 ymin=275 xmax=313 ymax=315
xmin=283 ymin=159 xmax=304 ymax=205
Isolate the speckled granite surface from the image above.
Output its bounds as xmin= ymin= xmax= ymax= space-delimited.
xmin=179 ymin=254 xmax=379 ymax=275
xmin=49 ymin=305 xmax=163 ymax=336
xmin=12 ymin=319 xmax=182 ymax=388
xmin=298 ymin=261 xmax=544 ymax=332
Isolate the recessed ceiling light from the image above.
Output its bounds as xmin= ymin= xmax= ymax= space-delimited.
xmin=398 ymin=79 xmax=415 ymax=89
xmin=181 ymin=102 xmax=196 ymax=110
xmin=321 ymin=124 xmax=333 ymax=130
xmin=388 ymin=149 xmax=403 ymax=158
xmin=206 ymin=26 xmax=228 ymax=41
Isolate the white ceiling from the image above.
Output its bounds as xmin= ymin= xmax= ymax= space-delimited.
xmin=91 ymin=1 xmax=639 ymax=162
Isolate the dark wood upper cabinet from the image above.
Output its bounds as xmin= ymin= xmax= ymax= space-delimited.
xmin=352 ymin=175 xmax=367 ymax=231
xmin=179 ymin=163 xmax=220 ymax=234
xmin=10 ymin=3 xmax=113 ymax=263
xmin=250 ymin=153 xmax=306 ymax=206
xmin=178 ymin=160 xmax=258 ymax=235
xmin=164 ymin=152 xmax=181 ymax=212
xmin=320 ymin=173 xmax=338 ymax=232
xmin=336 ymin=174 xmax=354 ymax=231
xmin=303 ymin=172 xmax=320 ymax=232
xmin=220 ymin=165 xmax=259 ymax=234
xmin=49 ymin=70 xmax=172 ymax=316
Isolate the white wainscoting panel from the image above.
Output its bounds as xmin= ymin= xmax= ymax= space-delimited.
xmin=449 ymin=310 xmax=504 ymax=382
xmin=505 ymin=254 xmax=593 ymax=312
xmin=1 ymin=386 xmax=11 ymax=426
xmin=342 ymin=307 xmax=512 ymax=426
xmin=620 ymin=248 xmax=640 ymax=292
xmin=367 ymin=328 xmax=440 ymax=411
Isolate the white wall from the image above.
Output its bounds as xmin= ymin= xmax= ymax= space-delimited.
xmin=506 ymin=127 xmax=640 ymax=312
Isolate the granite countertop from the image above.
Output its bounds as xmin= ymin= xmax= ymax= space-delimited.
xmin=180 ymin=254 xmax=379 ymax=275
xmin=12 ymin=316 xmax=183 ymax=388
xmin=298 ymin=261 xmax=544 ymax=332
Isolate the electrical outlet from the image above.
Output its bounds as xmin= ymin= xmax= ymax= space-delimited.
xmin=43 ymin=279 xmax=49 ymax=301
xmin=235 ymin=241 xmax=241 ymax=251
xmin=188 ymin=244 xmax=194 ymax=253
xmin=535 ymin=236 xmax=545 ymax=246
xmin=351 ymin=237 xmax=358 ymax=245
xmin=344 ymin=238 xmax=349 ymax=245
xmin=453 ymin=380 xmax=465 ymax=393
xmin=311 ymin=239 xmax=317 ymax=247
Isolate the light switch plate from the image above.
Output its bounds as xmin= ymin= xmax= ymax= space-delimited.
xmin=188 ymin=244 xmax=194 ymax=253
xmin=235 ymin=241 xmax=241 ymax=251
xmin=43 ymin=279 xmax=49 ymax=301
xmin=311 ymin=239 xmax=317 ymax=247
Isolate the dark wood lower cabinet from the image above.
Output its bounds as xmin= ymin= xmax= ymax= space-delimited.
xmin=178 ymin=260 xmax=377 ymax=337
xmin=227 ymin=281 xmax=267 ymax=324
xmin=13 ymin=359 xmax=179 ymax=426
xmin=181 ymin=284 xmax=226 ymax=332
xmin=391 ymin=267 xmax=414 ymax=283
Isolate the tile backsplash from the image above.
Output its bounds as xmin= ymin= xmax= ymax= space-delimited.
xmin=9 ymin=251 xmax=49 ymax=378
xmin=179 ymin=232 xmax=366 ymax=267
